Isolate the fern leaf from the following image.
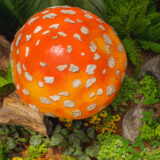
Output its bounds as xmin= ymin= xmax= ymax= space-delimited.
xmin=139 ymin=40 xmax=160 ymax=53
xmin=146 ymin=23 xmax=160 ymax=41
xmin=122 ymin=37 xmax=142 ymax=68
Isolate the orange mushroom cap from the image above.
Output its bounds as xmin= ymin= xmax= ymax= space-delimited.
xmin=10 ymin=6 xmax=127 ymax=119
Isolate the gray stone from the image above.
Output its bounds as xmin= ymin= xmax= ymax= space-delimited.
xmin=122 ymin=100 xmax=144 ymax=143
xmin=139 ymin=55 xmax=160 ymax=84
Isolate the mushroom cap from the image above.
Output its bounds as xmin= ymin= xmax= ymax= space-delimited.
xmin=10 ymin=6 xmax=127 ymax=119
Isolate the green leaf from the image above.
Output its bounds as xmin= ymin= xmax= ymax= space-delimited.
xmin=68 ymin=133 xmax=79 ymax=143
xmin=140 ymin=143 xmax=145 ymax=151
xmin=0 ymin=76 xmax=10 ymax=87
xmin=0 ymin=126 xmax=9 ymax=136
xmin=85 ymin=145 xmax=99 ymax=157
xmin=87 ymin=128 xmax=95 ymax=139
xmin=50 ymin=133 xmax=64 ymax=146
xmin=126 ymin=154 xmax=134 ymax=160
xmin=30 ymin=135 xmax=43 ymax=147
xmin=6 ymin=137 xmax=17 ymax=150
xmin=127 ymin=147 xmax=136 ymax=154
xmin=53 ymin=125 xmax=61 ymax=134
xmin=63 ymin=146 xmax=75 ymax=156
xmin=77 ymin=130 xmax=89 ymax=143
xmin=5 ymin=63 xmax=14 ymax=83
xmin=61 ymin=128 xmax=69 ymax=138
xmin=73 ymin=149 xmax=84 ymax=157
xmin=17 ymin=138 xmax=29 ymax=144
xmin=72 ymin=121 xmax=82 ymax=129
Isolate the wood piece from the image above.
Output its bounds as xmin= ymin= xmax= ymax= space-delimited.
xmin=0 ymin=91 xmax=48 ymax=136
xmin=0 ymin=35 xmax=10 ymax=69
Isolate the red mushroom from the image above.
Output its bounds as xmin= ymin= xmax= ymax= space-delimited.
xmin=10 ymin=6 xmax=127 ymax=119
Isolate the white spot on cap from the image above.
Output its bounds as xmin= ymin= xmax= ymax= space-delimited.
xmin=21 ymin=63 xmax=25 ymax=70
xmin=36 ymin=40 xmax=40 ymax=46
xmin=64 ymin=100 xmax=75 ymax=107
xmin=60 ymin=10 xmax=76 ymax=15
xmin=26 ymin=35 xmax=31 ymax=41
xmin=16 ymin=33 xmax=22 ymax=47
xmin=16 ymin=84 xmax=20 ymax=90
xmin=25 ymin=72 xmax=33 ymax=81
xmin=80 ymin=26 xmax=89 ymax=35
xmin=64 ymin=18 xmax=75 ymax=23
xmin=89 ymin=92 xmax=95 ymax=98
xmin=72 ymin=110 xmax=82 ymax=118
xmin=57 ymin=64 xmax=68 ymax=71
xmin=43 ymin=13 xmax=57 ymax=19
xmin=16 ymin=49 xmax=19 ymax=55
xmin=38 ymin=81 xmax=44 ymax=87
xmin=94 ymin=53 xmax=100 ymax=60
xmin=61 ymin=6 xmax=71 ymax=8
xmin=40 ymin=62 xmax=47 ymax=67
xmin=67 ymin=45 xmax=72 ymax=53
xmin=50 ymin=95 xmax=61 ymax=101
xmin=86 ymin=64 xmax=97 ymax=75
xmin=69 ymin=64 xmax=80 ymax=72
xmin=118 ymin=44 xmax=124 ymax=52
xmin=23 ymin=88 xmax=30 ymax=96
xmin=103 ymin=33 xmax=112 ymax=45
xmin=41 ymin=10 xmax=50 ymax=14
xmin=40 ymin=97 xmax=52 ymax=104
xmin=25 ymin=47 xmax=29 ymax=57
xmin=45 ymin=112 xmax=56 ymax=117
xmin=58 ymin=31 xmax=67 ymax=37
xmin=84 ymin=14 xmax=93 ymax=19
xmin=59 ymin=92 xmax=69 ymax=96
xmin=17 ymin=62 xmax=21 ymax=75
xmin=34 ymin=26 xmax=42 ymax=34
xmin=108 ymin=57 xmax=115 ymax=69
xmin=29 ymin=104 xmax=39 ymax=112
xmin=44 ymin=76 xmax=54 ymax=84
xmin=116 ymin=70 xmax=120 ymax=75
xmin=42 ymin=30 xmax=50 ymax=35
xmin=73 ymin=34 xmax=81 ymax=41
xmin=102 ymin=69 xmax=106 ymax=74
xmin=72 ymin=79 xmax=81 ymax=88
xmin=85 ymin=77 xmax=96 ymax=88
xmin=97 ymin=88 xmax=103 ymax=95
xmin=28 ymin=16 xmax=39 ymax=25
xmin=105 ymin=45 xmax=110 ymax=54
xmin=81 ymin=52 xmax=85 ymax=56
xmin=96 ymin=18 xmax=104 ymax=23
xmin=87 ymin=103 xmax=96 ymax=111
xmin=76 ymin=19 xmax=82 ymax=23
xmin=98 ymin=25 xmax=105 ymax=31
xmin=107 ymin=85 xmax=115 ymax=96
xmin=90 ymin=42 xmax=97 ymax=52
xmin=49 ymin=24 xmax=59 ymax=29
xmin=52 ymin=36 xmax=58 ymax=39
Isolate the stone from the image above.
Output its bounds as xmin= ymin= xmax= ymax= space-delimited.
xmin=122 ymin=99 xmax=144 ymax=143
xmin=139 ymin=55 xmax=160 ymax=84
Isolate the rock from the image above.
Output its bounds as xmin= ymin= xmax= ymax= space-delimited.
xmin=139 ymin=55 xmax=160 ymax=84
xmin=122 ymin=99 xmax=144 ymax=143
